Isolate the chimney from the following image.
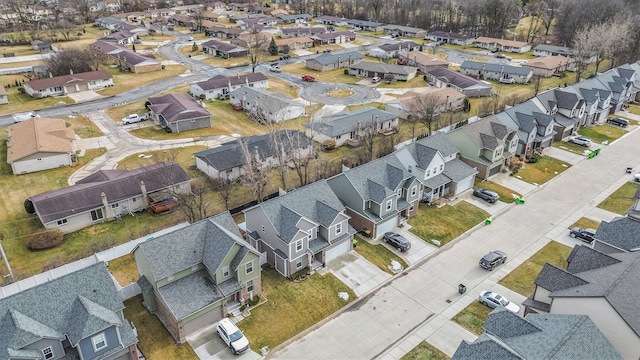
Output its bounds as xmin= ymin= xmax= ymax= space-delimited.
xmin=140 ymin=181 xmax=148 ymax=205
xmin=70 ymin=68 xmax=73 ymax=75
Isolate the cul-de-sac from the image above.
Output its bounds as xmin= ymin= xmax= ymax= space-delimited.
xmin=1 ymin=1 xmax=640 ymax=359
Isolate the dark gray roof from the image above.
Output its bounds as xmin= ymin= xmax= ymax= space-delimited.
xmin=594 ymin=216 xmax=640 ymax=252
xmin=307 ymin=51 xmax=363 ymax=65
xmin=461 ymin=60 xmax=532 ymax=77
xmin=340 ymin=154 xmax=414 ymax=204
xmin=29 ymin=162 xmax=190 ymax=224
xmin=201 ymin=39 xmax=247 ymax=52
xmin=280 ymin=26 xmax=325 ymax=35
xmin=378 ymin=41 xmax=420 ymax=52
xmin=0 ymin=263 xmax=137 ymax=358
xmin=255 ymin=180 xmax=346 ymax=243
xmin=229 ymin=87 xmax=303 ymax=110
xmin=443 ymin=158 xmax=478 ymax=181
xmin=195 ymin=130 xmax=310 ymax=172
xmin=427 ymin=31 xmax=475 ymax=40
xmin=533 ymin=44 xmax=575 ymax=56
xmin=134 ymin=211 xmax=251 ymax=282
xmin=349 ymin=61 xmax=418 ymax=75
xmin=534 ymin=263 xmax=588 ymax=291
xmin=195 ymin=73 xmax=267 ymax=91
xmin=157 ymin=269 xmax=224 ymax=320
xmin=414 ymin=132 xmax=459 ymax=157
xmin=427 ymin=67 xmax=490 ymax=90
xmin=565 ymin=244 xmax=622 ymax=273
xmin=454 ymin=308 xmax=622 ymax=359
xmin=347 ymin=19 xmax=385 ymax=27
xmin=311 ymin=31 xmax=355 ymax=40
xmin=305 ymin=107 xmax=397 ymax=137
xmin=458 ymin=116 xmax=511 ymax=150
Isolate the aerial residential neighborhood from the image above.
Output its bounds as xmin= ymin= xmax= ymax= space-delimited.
xmin=1 ymin=0 xmax=640 ymax=359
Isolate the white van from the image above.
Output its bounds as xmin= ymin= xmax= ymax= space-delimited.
xmin=12 ymin=112 xmax=39 ymax=123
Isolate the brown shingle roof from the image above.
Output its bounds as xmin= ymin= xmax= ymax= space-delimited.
xmin=26 ymin=70 xmax=112 ymax=91
xmin=148 ymin=93 xmax=211 ymax=123
xmin=7 ymin=118 xmax=75 ymax=163
xmin=29 ymin=162 xmax=190 ymax=224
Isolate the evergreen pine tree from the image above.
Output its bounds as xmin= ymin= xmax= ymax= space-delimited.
xmin=268 ymin=37 xmax=278 ymax=56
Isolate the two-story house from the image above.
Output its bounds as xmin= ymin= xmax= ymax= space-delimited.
xmin=134 ymin=211 xmax=261 ymax=343
xmin=189 ymin=73 xmax=269 ymax=101
xmin=326 ymin=154 xmax=422 ymax=238
xmin=592 ymin=187 xmax=640 ymax=254
xmin=0 ymin=262 xmax=139 ymax=360
xmin=523 ymin=245 xmax=640 ymax=359
xmin=497 ymin=101 xmax=555 ymax=157
xmin=533 ymin=88 xmax=586 ymax=140
xmin=394 ymin=133 xmax=478 ymax=203
xmin=447 ymin=116 xmax=519 ymax=179
xmin=244 ymin=180 xmax=353 ymax=277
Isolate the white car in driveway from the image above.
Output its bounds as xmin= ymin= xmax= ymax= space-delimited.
xmin=568 ymin=136 xmax=592 ymax=147
xmin=216 ymin=318 xmax=249 ymax=355
xmin=478 ymin=290 xmax=520 ymax=313
xmin=121 ymin=113 xmax=148 ymax=124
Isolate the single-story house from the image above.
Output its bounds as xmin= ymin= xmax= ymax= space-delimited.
xmin=31 ymin=39 xmax=51 ymax=52
xmin=460 ymin=60 xmax=533 ymax=84
xmin=277 ymin=13 xmax=312 ymax=24
xmin=206 ymin=25 xmax=243 ymax=39
xmin=190 ymin=73 xmax=269 ymax=100
xmin=425 ymin=31 xmax=475 ymax=46
xmin=230 ymin=87 xmax=305 ymax=123
xmin=315 ymin=15 xmax=349 ymax=26
xmin=133 ymin=211 xmax=262 ymax=343
xmin=99 ymin=30 xmax=137 ymax=45
xmin=304 ymin=107 xmax=398 ymax=147
xmin=94 ymin=40 xmax=162 ymax=73
xmin=367 ymin=41 xmax=421 ymax=59
xmin=274 ymin=36 xmax=314 ymax=51
xmin=523 ymin=55 xmax=575 ymax=77
xmin=114 ymin=22 xmax=149 ymax=36
xmin=473 ymin=37 xmax=531 ymax=53
xmin=24 ymin=70 xmax=114 ymax=98
xmin=195 ymin=130 xmax=313 ymax=180
xmin=347 ymin=19 xmax=385 ymax=32
xmin=309 ymin=31 xmax=356 ymax=46
xmin=348 ymin=61 xmax=418 ymax=81
xmin=383 ymin=25 xmax=426 ymax=38
xmin=426 ymin=67 xmax=493 ymax=97
xmin=306 ymin=51 xmax=364 ymax=72
xmin=147 ymin=93 xmax=213 ymax=133
xmin=280 ymin=26 xmax=325 ymax=38
xmin=398 ymin=51 xmax=449 ymax=73
xmin=533 ymin=44 xmax=575 ymax=58
xmin=201 ymin=39 xmax=248 ymax=58
xmin=385 ymin=87 xmax=466 ymax=119
xmin=0 ymin=85 xmax=7 ymax=105
xmin=27 ymin=162 xmax=191 ymax=233
xmin=7 ymin=117 xmax=76 ymax=175
xmin=95 ymin=16 xmax=123 ymax=30
xmin=0 ymin=262 xmax=140 ymax=360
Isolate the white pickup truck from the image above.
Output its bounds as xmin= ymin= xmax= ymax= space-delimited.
xmin=121 ymin=113 xmax=148 ymax=124
xmin=12 ymin=112 xmax=39 ymax=123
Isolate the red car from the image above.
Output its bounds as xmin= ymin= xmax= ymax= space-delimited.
xmin=302 ymin=75 xmax=316 ymax=82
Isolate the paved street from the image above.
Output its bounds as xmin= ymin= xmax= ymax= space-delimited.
xmin=269 ymin=126 xmax=640 ymax=359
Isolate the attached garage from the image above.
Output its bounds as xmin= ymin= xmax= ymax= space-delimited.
xmin=375 ymin=216 xmax=398 ymax=238
xmin=454 ymin=175 xmax=474 ymax=195
xmin=325 ymin=239 xmax=351 ymax=262
xmin=182 ymin=305 xmax=223 ymax=337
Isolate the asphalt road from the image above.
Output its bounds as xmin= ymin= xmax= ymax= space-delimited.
xmin=269 ymin=126 xmax=640 ymax=359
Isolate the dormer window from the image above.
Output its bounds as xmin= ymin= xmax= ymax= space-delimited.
xmin=336 ymin=223 xmax=342 ymax=235
xmin=296 ymin=240 xmax=303 ymax=251
xmin=411 ymin=185 xmax=417 ymax=196
xmin=386 ymin=199 xmax=393 ymax=211
xmin=92 ymin=333 xmax=107 ymax=352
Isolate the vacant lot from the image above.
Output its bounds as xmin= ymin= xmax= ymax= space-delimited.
xmin=409 ymin=202 xmax=489 ymax=246
xmin=498 ymin=241 xmax=572 ymax=296
xmin=239 ymin=266 xmax=355 ymax=352
xmin=514 ymin=156 xmax=570 ymax=185
xmin=597 ymin=181 xmax=640 ymax=215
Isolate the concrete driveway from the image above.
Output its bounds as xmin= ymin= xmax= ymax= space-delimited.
xmin=390 ymin=226 xmax=438 ymax=265
xmin=187 ymin=324 xmax=261 ymax=360
xmin=325 ymin=251 xmax=392 ymax=297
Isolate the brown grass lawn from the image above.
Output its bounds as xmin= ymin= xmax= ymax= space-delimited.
xmin=597 ymin=181 xmax=640 ymax=215
xmin=569 ymin=217 xmax=601 ymax=231
xmin=239 ymin=266 xmax=355 ymax=352
xmin=355 ymin=234 xmax=408 ymax=274
xmin=377 ymin=76 xmax=427 ymax=89
xmin=409 ymin=202 xmax=489 ymax=246
xmin=514 ymin=156 xmax=570 ymax=185
xmin=0 ymin=59 xmax=43 ymax=70
xmin=65 ymin=114 xmax=104 ymax=138
xmin=402 ymin=342 xmax=450 ymax=360
xmin=473 ymin=179 xmax=522 ymax=203
xmin=108 ymin=254 xmax=139 ymax=286
xmin=115 ymin=146 xmax=206 ymax=177
xmin=281 ymin=62 xmax=361 ymax=84
xmin=452 ymin=301 xmax=493 ymax=335
xmin=124 ymin=296 xmax=198 ymax=360
xmin=97 ymin=65 xmax=188 ymax=97
xmin=499 ymin=241 xmax=572 ymax=296
xmin=578 ymin=124 xmax=627 ymax=145
xmin=268 ymin=77 xmax=300 ymax=98
xmin=0 ymin=86 xmax=74 ymax=116
xmin=552 ymin=140 xmax=591 ymax=155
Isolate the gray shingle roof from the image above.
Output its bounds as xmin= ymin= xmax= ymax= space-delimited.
xmin=194 ymin=130 xmax=310 ymax=172
xmin=340 ymin=154 xmax=414 ymax=204
xmin=427 ymin=67 xmax=491 ymax=90
xmin=594 ymin=216 xmax=640 ymax=252
xmin=454 ymin=308 xmax=622 ymax=359
xmin=378 ymin=41 xmax=420 ymax=52
xmin=29 ymin=162 xmax=190 ymax=224
xmin=229 ymin=86 xmax=302 ymax=110
xmin=461 ymin=60 xmax=532 ymax=77
xmin=534 ymin=263 xmax=588 ymax=291
xmin=202 ymin=39 xmax=247 ymax=52
xmin=533 ymin=44 xmax=575 ymax=56
xmin=459 ymin=116 xmax=511 ymax=150
xmin=157 ymin=269 xmax=223 ymax=320
xmin=304 ymin=106 xmax=397 ymax=137
xmin=349 ymin=61 xmax=418 ymax=75
xmin=148 ymin=93 xmax=211 ymax=123
xmin=443 ymin=158 xmax=478 ymax=181
xmin=0 ymin=263 xmax=137 ymax=359
xmin=415 ymin=132 xmax=459 ymax=157
xmin=307 ymin=51 xmax=363 ymax=65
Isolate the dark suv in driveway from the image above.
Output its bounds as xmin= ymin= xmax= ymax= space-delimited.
xmin=607 ymin=117 xmax=629 ymax=127
xmin=479 ymin=250 xmax=507 ymax=270
xmin=569 ymin=227 xmax=596 ymax=243
xmin=383 ymin=232 xmax=411 ymax=252
xmin=473 ymin=188 xmax=499 ymax=203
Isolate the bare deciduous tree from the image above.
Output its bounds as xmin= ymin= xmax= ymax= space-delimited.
xmin=44 ymin=47 xmax=101 ymax=77
xmin=411 ymin=93 xmax=441 ymax=136
xmin=239 ymin=137 xmax=269 ymax=203
xmin=243 ymin=30 xmax=270 ymax=74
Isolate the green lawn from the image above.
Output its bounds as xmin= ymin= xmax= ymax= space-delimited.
xmin=498 ymin=241 xmax=572 ymax=296
xmin=578 ymin=124 xmax=627 ymax=145
xmin=108 ymin=254 xmax=139 ymax=286
xmin=473 ymin=179 xmax=522 ymax=203
xmin=124 ymin=296 xmax=198 ymax=360
xmin=514 ymin=156 xmax=570 ymax=185
xmin=569 ymin=217 xmax=601 ymax=230
xmin=597 ymin=181 xmax=640 ymax=215
xmin=402 ymin=342 xmax=450 ymax=360
xmin=355 ymin=234 xmax=408 ymax=274
xmin=239 ymin=266 xmax=355 ymax=352
xmin=409 ymin=202 xmax=489 ymax=246
xmin=552 ymin=140 xmax=591 ymax=154
xmin=452 ymin=301 xmax=492 ymax=335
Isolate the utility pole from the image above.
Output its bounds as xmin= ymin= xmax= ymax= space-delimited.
xmin=0 ymin=240 xmax=14 ymax=284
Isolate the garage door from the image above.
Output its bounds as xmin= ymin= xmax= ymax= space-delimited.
xmin=489 ymin=164 xmax=502 ymax=177
xmin=455 ymin=175 xmax=474 ymax=195
xmin=376 ymin=216 xmax=398 ymax=238
xmin=183 ymin=305 xmax=223 ymax=337
xmin=325 ymin=240 xmax=351 ymax=262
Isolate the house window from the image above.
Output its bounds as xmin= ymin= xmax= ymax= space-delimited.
xmin=132 ymin=197 xmax=137 ymax=202
xmin=91 ymin=209 xmax=104 ymax=222
xmin=336 ymin=223 xmax=342 ymax=235
xmin=411 ymin=185 xmax=417 ymax=196
xmin=433 ymin=166 xmax=437 ymax=174
xmin=396 ymin=188 xmax=402 ymax=196
xmin=439 ymin=164 xmax=444 ymax=171
xmin=296 ymin=258 xmax=303 ymax=269
xmin=92 ymin=333 xmax=107 ymax=351
xmin=57 ymin=219 xmax=68 ymax=226
xmin=111 ymin=203 xmax=119 ymax=209
xmin=246 ymin=261 xmax=253 ymax=274
xmin=426 ymin=169 xmax=430 ymax=177
xmin=223 ymin=266 xmax=229 ymax=277
xmin=386 ymin=199 xmax=392 ymax=211
xmin=247 ymin=279 xmax=254 ymax=292
xmin=42 ymin=347 xmax=54 ymax=359
xmin=296 ymin=240 xmax=303 ymax=251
